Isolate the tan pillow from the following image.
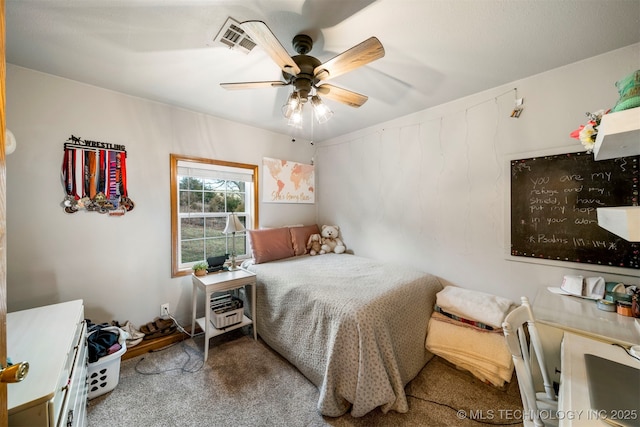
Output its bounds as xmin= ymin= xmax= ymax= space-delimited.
xmin=248 ymin=227 xmax=295 ymax=264
xmin=289 ymin=224 xmax=320 ymax=256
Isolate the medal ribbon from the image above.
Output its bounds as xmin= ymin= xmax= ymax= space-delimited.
xmin=120 ymin=153 xmax=128 ymax=197
xmin=109 ymin=151 xmax=118 ymax=198
xmin=60 ymin=148 xmax=79 ymax=199
xmin=99 ymin=150 xmax=106 ymax=196
xmin=88 ymin=151 xmax=97 ymax=199
xmin=83 ymin=151 xmax=89 ymax=198
xmin=77 ymin=149 xmax=84 ymax=198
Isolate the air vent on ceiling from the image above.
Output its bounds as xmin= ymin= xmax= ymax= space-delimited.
xmin=213 ymin=17 xmax=256 ymax=54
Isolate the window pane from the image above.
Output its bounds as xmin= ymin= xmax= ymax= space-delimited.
xmin=181 ymin=217 xmax=204 ymax=239
xmin=188 ymin=177 xmax=203 ymax=190
xmin=203 ymin=191 xmax=215 ymax=213
xmin=205 ymin=217 xmax=226 ymax=238
xmin=181 ymin=239 xmax=204 ymax=263
xmin=179 ymin=190 xmax=190 ymax=213
xmin=207 ymin=192 xmax=225 ymax=213
xmin=227 ymin=192 xmax=244 ymax=212
xmin=204 ymin=178 xmax=226 ymax=191
xmin=179 ymin=176 xmax=191 ymax=190
xmin=205 ymin=237 xmax=228 ymax=258
xmin=231 ymin=233 xmax=246 ymax=256
xmin=227 ymin=180 xmax=243 ymax=192
xmin=189 ymin=191 xmax=204 ymax=213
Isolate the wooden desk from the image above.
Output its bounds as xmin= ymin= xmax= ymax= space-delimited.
xmin=559 ymin=332 xmax=640 ymax=427
xmin=533 ymin=288 xmax=640 ymax=347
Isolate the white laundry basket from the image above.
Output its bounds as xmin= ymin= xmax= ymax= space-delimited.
xmin=87 ymin=341 xmax=127 ymax=399
xmin=87 ymin=327 xmax=129 ymax=399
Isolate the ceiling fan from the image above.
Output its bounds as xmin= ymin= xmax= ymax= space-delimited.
xmin=220 ymin=20 xmax=385 ymax=126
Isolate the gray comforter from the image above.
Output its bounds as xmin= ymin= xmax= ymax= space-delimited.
xmin=246 ymin=254 xmax=443 ymax=417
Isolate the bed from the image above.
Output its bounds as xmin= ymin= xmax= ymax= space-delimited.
xmin=243 ymin=226 xmax=443 ymax=417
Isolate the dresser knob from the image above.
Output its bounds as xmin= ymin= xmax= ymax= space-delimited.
xmin=0 ymin=361 xmax=29 ymax=383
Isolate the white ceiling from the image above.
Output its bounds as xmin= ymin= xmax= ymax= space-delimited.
xmin=6 ymin=0 xmax=640 ymax=142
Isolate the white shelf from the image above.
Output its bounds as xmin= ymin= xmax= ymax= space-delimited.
xmin=593 ymin=107 xmax=640 ymax=242
xmin=195 ymin=315 xmax=253 ymax=338
xmin=596 ymin=206 xmax=640 ymax=242
xmin=593 ymin=107 xmax=640 ymax=160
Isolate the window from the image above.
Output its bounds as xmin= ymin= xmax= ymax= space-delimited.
xmin=170 ymin=154 xmax=258 ymax=277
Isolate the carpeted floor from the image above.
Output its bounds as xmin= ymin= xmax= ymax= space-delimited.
xmin=87 ymin=329 xmax=524 ymax=427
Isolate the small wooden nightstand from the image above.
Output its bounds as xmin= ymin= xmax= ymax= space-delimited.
xmin=191 ymin=268 xmax=257 ymax=361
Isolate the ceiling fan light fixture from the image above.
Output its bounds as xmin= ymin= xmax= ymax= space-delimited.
xmin=311 ymin=95 xmax=333 ymax=124
xmin=288 ymin=103 xmax=303 ymax=128
xmin=282 ymin=91 xmax=301 ymax=118
xmin=289 ymin=91 xmax=301 ymax=108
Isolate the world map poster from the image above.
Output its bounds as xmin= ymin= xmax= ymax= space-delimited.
xmin=262 ymin=157 xmax=315 ymax=204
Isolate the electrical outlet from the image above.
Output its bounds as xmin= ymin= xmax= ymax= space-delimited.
xmin=160 ymin=303 xmax=170 ymax=317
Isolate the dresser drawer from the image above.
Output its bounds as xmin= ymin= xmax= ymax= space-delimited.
xmin=58 ymin=320 xmax=87 ymax=427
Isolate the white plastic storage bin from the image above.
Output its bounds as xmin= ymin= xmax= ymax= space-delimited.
xmin=210 ymin=294 xmax=244 ymax=329
xmin=211 ymin=308 xmax=243 ymax=329
xmin=87 ymin=343 xmax=126 ymax=399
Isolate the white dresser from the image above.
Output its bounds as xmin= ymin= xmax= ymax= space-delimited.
xmin=7 ymin=300 xmax=88 ymax=427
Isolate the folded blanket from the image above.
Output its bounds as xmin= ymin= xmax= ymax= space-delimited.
xmin=431 ymin=311 xmax=503 ymax=334
xmin=435 ymin=286 xmax=514 ymax=328
xmin=433 ymin=306 xmax=500 ymax=332
xmin=425 ymin=315 xmax=514 ymax=387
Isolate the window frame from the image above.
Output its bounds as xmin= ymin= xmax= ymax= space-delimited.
xmin=170 ymin=154 xmax=259 ymax=277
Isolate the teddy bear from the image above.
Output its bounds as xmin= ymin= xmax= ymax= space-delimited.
xmin=306 ymin=233 xmax=323 ymax=256
xmin=320 ymin=225 xmax=346 ymax=254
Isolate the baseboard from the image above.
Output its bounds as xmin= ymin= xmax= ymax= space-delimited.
xmin=122 ymin=329 xmax=192 ymax=361
xmin=121 ymin=321 xmax=255 ymax=361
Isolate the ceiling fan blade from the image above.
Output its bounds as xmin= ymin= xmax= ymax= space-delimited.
xmin=220 ymin=81 xmax=288 ymax=90
xmin=314 ymin=37 xmax=385 ymax=81
xmin=317 ymin=84 xmax=368 ymax=108
xmin=241 ymin=20 xmax=301 ymax=76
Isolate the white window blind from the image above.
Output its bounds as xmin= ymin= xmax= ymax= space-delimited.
xmin=177 ymin=160 xmax=254 ymax=182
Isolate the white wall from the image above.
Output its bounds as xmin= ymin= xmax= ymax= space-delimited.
xmin=315 ymin=43 xmax=640 ymax=303
xmin=6 ymin=44 xmax=640 ymax=327
xmin=5 ymin=65 xmax=316 ymax=326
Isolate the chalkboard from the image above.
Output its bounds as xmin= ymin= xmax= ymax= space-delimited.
xmin=510 ymin=151 xmax=639 ymax=269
